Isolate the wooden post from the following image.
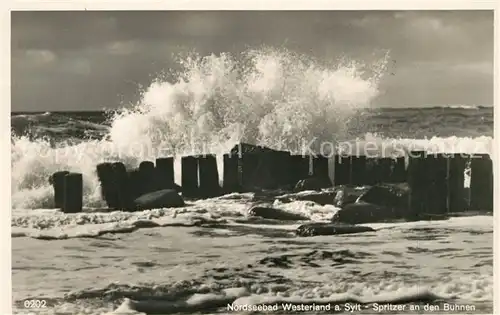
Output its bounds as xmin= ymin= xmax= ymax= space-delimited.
xmin=252 ymin=151 xmax=277 ymax=189
xmin=181 ymin=156 xmax=199 ymax=198
xmin=290 ymin=155 xmax=310 ymax=184
xmin=275 ymin=151 xmax=292 ymax=187
xmin=470 ymin=154 xmax=493 ymax=211
xmin=50 ymin=170 xmax=69 ymax=209
xmin=407 ymin=151 xmax=426 ymax=219
xmin=375 ymin=157 xmax=393 ymax=183
xmin=350 ymin=155 xmax=367 ymax=186
xmin=139 ymin=161 xmax=156 ymax=194
xmin=311 ymin=155 xmax=332 ymax=187
xmin=391 ymin=157 xmax=407 ymax=183
xmin=448 ymin=154 xmax=467 ymax=212
xmin=312 ymin=155 xmax=329 ymax=179
xmin=239 ymin=153 xmax=260 ymax=191
xmin=96 ymin=163 xmax=118 ymax=208
xmin=334 ymin=155 xmax=350 ymax=185
xmin=155 ymin=157 xmax=174 ymax=190
xmin=425 ymin=154 xmax=448 ymax=214
xmin=113 ymin=162 xmax=133 ymax=210
xmin=223 ymin=153 xmax=240 ymax=193
xmin=308 ymin=155 xmax=314 ymax=176
xmin=127 ymin=169 xmax=141 ymax=202
xmin=369 ymin=158 xmax=381 ymax=184
xmin=364 ymin=158 xmax=377 ymax=185
xmin=62 ymin=172 xmax=83 ymax=213
xmin=266 ymin=151 xmax=285 ymax=189
xmin=198 ymin=154 xmax=220 ymax=198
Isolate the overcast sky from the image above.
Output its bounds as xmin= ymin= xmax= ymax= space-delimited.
xmin=11 ymin=10 xmax=493 ymax=112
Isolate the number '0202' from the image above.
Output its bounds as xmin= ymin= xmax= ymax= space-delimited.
xmin=23 ymin=299 xmax=47 ymax=308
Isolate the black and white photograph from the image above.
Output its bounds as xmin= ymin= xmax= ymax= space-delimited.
xmin=10 ymin=8 xmax=495 ymax=314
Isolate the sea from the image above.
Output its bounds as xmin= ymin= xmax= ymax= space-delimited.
xmin=10 ymin=49 xmax=494 ymax=314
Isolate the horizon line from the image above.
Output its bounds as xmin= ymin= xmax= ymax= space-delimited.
xmin=10 ymin=104 xmax=494 ymax=114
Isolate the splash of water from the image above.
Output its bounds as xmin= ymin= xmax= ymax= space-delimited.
xmin=108 ymin=48 xmax=386 ymax=156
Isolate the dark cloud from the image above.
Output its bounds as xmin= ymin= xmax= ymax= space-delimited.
xmin=11 ymin=10 xmax=493 ymax=111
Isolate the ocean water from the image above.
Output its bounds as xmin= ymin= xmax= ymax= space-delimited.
xmin=11 ymin=49 xmax=493 ymax=314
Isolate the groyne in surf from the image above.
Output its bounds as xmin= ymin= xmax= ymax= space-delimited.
xmin=50 ymin=143 xmax=492 ymax=219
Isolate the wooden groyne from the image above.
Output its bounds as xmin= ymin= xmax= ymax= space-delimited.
xmin=49 ymin=171 xmax=82 ymax=213
xmin=50 ymin=143 xmax=493 ymax=214
xmin=470 ymin=154 xmax=494 ymax=211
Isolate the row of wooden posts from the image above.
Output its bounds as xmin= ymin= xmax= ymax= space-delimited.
xmin=407 ymin=152 xmax=493 ymax=215
xmin=50 ymin=149 xmax=493 ymax=214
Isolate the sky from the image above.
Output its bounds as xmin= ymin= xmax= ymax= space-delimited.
xmin=11 ymin=10 xmax=494 ymax=112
